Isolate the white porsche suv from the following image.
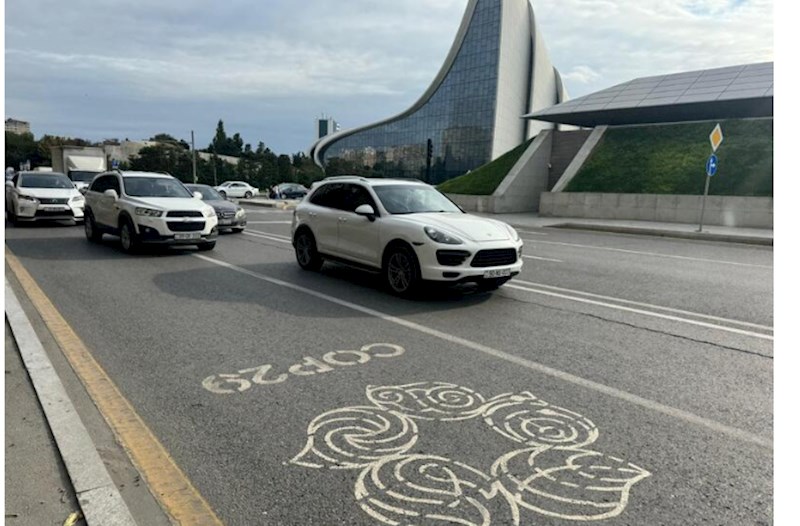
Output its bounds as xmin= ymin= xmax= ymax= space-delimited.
xmin=291 ymin=176 xmax=523 ymax=296
xmin=83 ymin=171 xmax=218 ymax=252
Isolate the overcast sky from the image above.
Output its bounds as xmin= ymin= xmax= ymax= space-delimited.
xmin=4 ymin=0 xmax=772 ymax=155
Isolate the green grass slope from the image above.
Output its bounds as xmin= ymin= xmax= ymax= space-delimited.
xmin=566 ymin=119 xmax=773 ymax=196
xmin=437 ymin=138 xmax=535 ymax=195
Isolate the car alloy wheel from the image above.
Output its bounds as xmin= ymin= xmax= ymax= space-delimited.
xmin=120 ymin=220 xmax=137 ymax=253
xmin=295 ymin=230 xmax=322 ymax=271
xmin=85 ymin=211 xmax=102 ymax=242
xmin=245 ymin=191 xmax=253 ymax=199
xmin=386 ymin=246 xmax=419 ymax=296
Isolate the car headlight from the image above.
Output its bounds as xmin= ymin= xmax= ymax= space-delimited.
xmin=70 ymin=195 xmax=85 ymax=203
xmin=504 ymin=224 xmax=520 ymax=241
xmin=202 ymin=207 xmax=215 ymax=218
xmin=236 ymin=207 xmax=245 ymax=217
xmin=135 ymin=207 xmax=163 ymax=217
xmin=424 ymin=226 xmax=463 ymax=245
xmin=18 ymin=194 xmax=38 ymax=203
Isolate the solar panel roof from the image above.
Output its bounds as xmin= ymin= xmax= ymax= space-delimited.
xmin=526 ymin=62 xmax=773 ymax=126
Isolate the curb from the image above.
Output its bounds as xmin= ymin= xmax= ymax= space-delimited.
xmin=240 ymin=200 xmax=298 ymax=210
xmin=5 ymin=279 xmax=138 ymax=526
xmin=544 ymin=222 xmax=773 ymax=246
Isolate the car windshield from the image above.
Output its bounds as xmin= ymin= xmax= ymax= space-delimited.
xmin=19 ymin=173 xmax=74 ymax=189
xmin=187 ymin=185 xmax=223 ymax=200
xmin=69 ymin=171 xmax=99 ymax=182
xmin=373 ymin=184 xmax=462 ymax=215
xmin=124 ymin=177 xmax=192 ymax=198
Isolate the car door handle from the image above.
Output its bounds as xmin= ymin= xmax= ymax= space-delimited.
xmin=309 ymin=212 xmax=317 ymax=218
xmin=338 ymin=217 xmax=347 ymax=223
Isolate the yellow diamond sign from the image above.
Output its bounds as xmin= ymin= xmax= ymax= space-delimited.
xmin=709 ymin=123 xmax=723 ymax=152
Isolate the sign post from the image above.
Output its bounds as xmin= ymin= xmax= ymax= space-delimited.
xmin=698 ymin=124 xmax=723 ymax=232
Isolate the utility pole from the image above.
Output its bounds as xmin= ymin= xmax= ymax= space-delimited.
xmin=191 ymin=130 xmax=197 ymax=184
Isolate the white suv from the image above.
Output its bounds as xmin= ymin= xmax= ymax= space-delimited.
xmin=83 ymin=171 xmax=218 ymax=252
xmin=291 ymin=176 xmax=523 ymax=296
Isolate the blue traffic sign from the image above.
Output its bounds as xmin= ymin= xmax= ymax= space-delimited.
xmin=705 ymin=154 xmax=718 ymax=177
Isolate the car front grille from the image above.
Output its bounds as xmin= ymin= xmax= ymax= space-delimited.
xmin=34 ymin=209 xmax=71 ymax=217
xmin=167 ymin=221 xmax=206 ymax=232
xmin=38 ymin=198 xmax=69 ymax=205
xmin=166 ymin=210 xmax=204 ymax=218
xmin=436 ymin=250 xmax=471 ymax=266
xmin=217 ymin=211 xmax=236 ymax=219
xmin=470 ymin=248 xmax=518 ymax=268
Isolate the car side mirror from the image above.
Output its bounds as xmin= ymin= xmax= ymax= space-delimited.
xmin=79 ymin=187 xmax=88 ymax=195
xmin=103 ymin=189 xmax=118 ymax=200
xmin=193 ymin=191 xmax=203 ymax=200
xmin=354 ymin=204 xmax=377 ymax=222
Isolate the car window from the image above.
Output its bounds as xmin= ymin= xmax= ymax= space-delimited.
xmin=187 ymin=185 xmax=222 ymax=200
xmin=19 ymin=173 xmax=74 ymax=189
xmin=341 ymin=184 xmax=377 ymax=213
xmin=373 ymin=184 xmax=462 ymax=215
xmin=309 ymin=183 xmax=346 ymax=209
xmin=124 ymin=177 xmax=191 ymax=198
xmin=90 ymin=175 xmax=120 ymax=194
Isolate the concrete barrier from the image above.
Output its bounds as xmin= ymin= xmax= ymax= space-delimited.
xmin=539 ymin=192 xmax=772 ymax=228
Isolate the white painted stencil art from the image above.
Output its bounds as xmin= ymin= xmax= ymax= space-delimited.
xmin=290 ymin=382 xmax=650 ymax=525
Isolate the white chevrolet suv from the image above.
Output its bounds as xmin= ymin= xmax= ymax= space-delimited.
xmin=291 ymin=176 xmax=523 ymax=296
xmin=83 ymin=171 xmax=218 ymax=252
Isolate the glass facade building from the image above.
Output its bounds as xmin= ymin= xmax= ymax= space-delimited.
xmin=310 ymin=0 xmax=565 ymax=183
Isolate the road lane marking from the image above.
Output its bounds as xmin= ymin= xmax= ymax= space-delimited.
xmin=293 ymin=382 xmax=650 ymax=524
xmin=517 ymin=230 xmax=548 ymax=236
xmin=524 ymin=240 xmax=772 ymax=269
xmin=5 ymin=280 xmax=138 ymax=526
xmin=247 ymin=221 xmax=293 ymax=224
xmin=6 ymin=251 xmax=224 ymax=526
xmin=203 ymin=343 xmax=405 ymax=395
xmin=504 ymin=282 xmax=773 ymax=341
xmin=523 ymin=255 xmax=563 ymax=263
xmin=512 ymin=280 xmax=772 ymax=332
xmin=243 ymin=231 xmax=292 ymax=243
xmin=193 ymin=253 xmax=772 ymax=449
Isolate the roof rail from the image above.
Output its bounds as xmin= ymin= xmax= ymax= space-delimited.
xmin=322 ymin=175 xmax=368 ymax=182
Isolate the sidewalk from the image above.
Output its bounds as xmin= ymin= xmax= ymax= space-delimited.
xmin=240 ymin=197 xmax=773 ymax=246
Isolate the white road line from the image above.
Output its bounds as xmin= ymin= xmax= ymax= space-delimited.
xmin=247 ymin=221 xmax=293 ymax=224
xmin=192 ymin=254 xmax=772 ymax=449
xmin=5 ymin=280 xmax=138 ymax=526
xmin=512 ymin=279 xmax=773 ymax=332
xmin=522 ymin=255 xmax=563 ymax=263
xmin=505 ymin=283 xmax=773 ymax=341
xmin=524 ymin=240 xmax=773 ymax=269
xmin=243 ymin=231 xmax=292 ymax=243
xmin=517 ymin=230 xmax=548 ymax=236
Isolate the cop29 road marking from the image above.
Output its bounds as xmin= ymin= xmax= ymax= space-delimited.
xmin=512 ymin=279 xmax=772 ymax=332
xmin=504 ymin=282 xmax=772 ymax=341
xmin=6 ymin=251 xmax=224 ymax=525
xmin=193 ymin=253 xmax=772 ymax=449
xmin=203 ymin=343 xmax=405 ymax=395
xmin=525 ymin=240 xmax=772 ymax=269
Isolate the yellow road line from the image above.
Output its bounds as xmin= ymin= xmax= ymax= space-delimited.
xmin=6 ymin=250 xmax=224 ymax=526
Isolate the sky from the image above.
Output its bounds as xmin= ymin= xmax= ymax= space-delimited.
xmin=4 ymin=0 xmax=773 ymax=156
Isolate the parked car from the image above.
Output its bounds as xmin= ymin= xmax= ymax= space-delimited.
xmin=185 ymin=183 xmax=246 ymax=233
xmin=214 ymin=181 xmax=259 ymax=199
xmin=291 ymin=176 xmax=523 ymax=296
xmin=83 ymin=171 xmax=218 ymax=253
xmin=5 ymin=171 xmax=85 ymax=225
xmin=274 ymin=183 xmax=308 ymax=199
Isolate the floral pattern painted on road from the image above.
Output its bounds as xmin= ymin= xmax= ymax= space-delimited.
xmin=290 ymin=381 xmax=651 ymax=525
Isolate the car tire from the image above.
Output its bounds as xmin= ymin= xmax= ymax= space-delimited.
xmin=477 ymin=277 xmax=510 ymax=292
xmin=232 ymin=227 xmax=245 ymax=234
xmin=384 ymin=244 xmax=421 ymax=297
xmin=119 ymin=217 xmax=139 ymax=253
xmin=219 ymin=190 xmax=227 ymax=199
xmin=7 ymin=207 xmax=18 ymax=226
xmin=244 ymin=191 xmax=253 ymax=199
xmin=294 ymin=229 xmax=323 ymax=271
xmin=84 ymin=210 xmax=103 ymax=242
xmin=197 ymin=241 xmax=216 ymax=251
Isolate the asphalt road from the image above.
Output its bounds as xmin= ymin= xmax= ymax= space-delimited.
xmin=5 ymin=205 xmax=773 ymax=526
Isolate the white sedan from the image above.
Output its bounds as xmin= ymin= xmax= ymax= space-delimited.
xmin=5 ymin=171 xmax=85 ymax=225
xmin=291 ymin=176 xmax=523 ymax=296
xmin=214 ymin=181 xmax=259 ymax=199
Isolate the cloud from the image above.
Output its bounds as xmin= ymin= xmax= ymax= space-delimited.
xmin=561 ymin=66 xmax=601 ymax=84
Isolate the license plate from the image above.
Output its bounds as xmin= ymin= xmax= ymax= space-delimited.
xmin=174 ymin=233 xmax=201 ymax=240
xmin=483 ymin=268 xmax=512 ymax=279
xmin=40 ymin=205 xmax=65 ymax=211
xmin=219 ymin=219 xmax=232 ymax=226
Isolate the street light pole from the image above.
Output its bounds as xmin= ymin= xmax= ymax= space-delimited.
xmin=191 ymin=130 xmax=197 ymax=184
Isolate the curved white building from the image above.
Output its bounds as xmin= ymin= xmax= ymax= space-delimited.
xmin=310 ymin=0 xmax=566 ymax=183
